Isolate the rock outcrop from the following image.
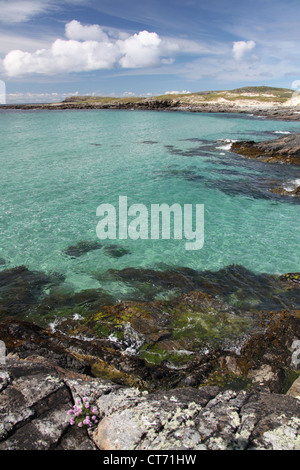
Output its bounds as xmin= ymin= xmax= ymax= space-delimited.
xmin=231 ymin=133 xmax=300 ymax=165
xmin=1 ymin=355 xmax=300 ymax=450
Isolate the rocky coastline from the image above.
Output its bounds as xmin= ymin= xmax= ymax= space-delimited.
xmin=1 ymin=100 xmax=300 ymax=450
xmin=0 ymin=264 xmax=300 ymax=450
xmin=2 ymin=99 xmax=300 ymax=121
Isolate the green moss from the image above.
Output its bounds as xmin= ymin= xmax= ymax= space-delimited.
xmin=281 ymin=369 xmax=300 ymax=394
xmin=140 ymin=343 xmax=194 ymax=366
xmin=169 ymin=307 xmax=251 ymax=347
xmin=201 ymin=366 xmax=251 ymax=391
xmin=82 ymin=306 xmax=141 ymax=339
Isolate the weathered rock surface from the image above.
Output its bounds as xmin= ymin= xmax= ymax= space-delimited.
xmin=231 ymin=133 xmax=300 ymax=165
xmin=1 ymin=355 xmax=300 ymax=450
xmin=1 ymin=300 xmax=300 ymax=393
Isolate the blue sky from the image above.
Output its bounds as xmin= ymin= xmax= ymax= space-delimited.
xmin=1 ymin=0 xmax=300 ymax=103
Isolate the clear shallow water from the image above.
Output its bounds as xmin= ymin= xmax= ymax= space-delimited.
xmin=0 ymin=109 xmax=300 ymax=299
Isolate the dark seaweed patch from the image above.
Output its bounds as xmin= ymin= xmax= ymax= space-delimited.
xmin=103 ymin=244 xmax=131 ymax=258
xmin=164 ymin=144 xmax=216 ymax=158
xmin=0 ymin=266 xmax=64 ymax=317
xmin=95 ymin=264 xmax=300 ymax=311
xmin=63 ymin=240 xmax=103 ymax=258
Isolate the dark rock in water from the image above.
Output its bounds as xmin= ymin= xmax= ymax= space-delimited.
xmin=141 ymin=140 xmax=158 ymax=144
xmin=37 ymin=287 xmax=115 ymax=318
xmin=294 ymin=185 xmax=300 ymax=194
xmin=271 ymin=185 xmax=300 ymax=197
xmin=103 ymin=244 xmax=131 ymax=258
xmin=63 ymin=240 xmax=102 ymax=258
xmin=231 ymin=133 xmax=300 ymax=165
xmin=0 ymin=264 xmax=115 ymax=323
xmin=97 ymin=264 xmax=300 ymax=311
xmin=0 ymin=266 xmax=64 ymax=318
xmin=164 ymin=143 xmax=215 ymax=158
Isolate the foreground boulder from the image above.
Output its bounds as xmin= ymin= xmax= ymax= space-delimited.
xmin=1 ymin=356 xmax=300 ymax=450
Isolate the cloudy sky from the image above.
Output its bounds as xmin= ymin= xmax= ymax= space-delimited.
xmin=1 ymin=0 xmax=300 ymax=103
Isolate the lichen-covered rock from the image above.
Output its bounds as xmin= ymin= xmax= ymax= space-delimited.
xmin=1 ymin=356 xmax=300 ymax=450
xmin=92 ymin=385 xmax=300 ymax=450
xmin=287 ymin=376 xmax=300 ymax=399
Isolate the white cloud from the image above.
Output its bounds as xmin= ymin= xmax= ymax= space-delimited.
xmin=0 ymin=0 xmax=87 ymax=23
xmin=165 ymin=90 xmax=191 ymax=95
xmin=65 ymin=19 xmax=109 ymax=42
xmin=3 ymin=38 xmax=120 ymax=76
xmin=0 ymin=0 xmax=51 ymax=23
xmin=291 ymin=80 xmax=300 ymax=90
xmin=3 ymin=21 xmax=188 ymax=76
xmin=1 ymin=20 xmax=234 ymax=78
xmin=117 ymin=31 xmax=162 ymax=68
xmin=6 ymin=90 xmax=79 ymax=104
xmin=232 ymin=40 xmax=256 ymax=60
xmin=0 ymin=32 xmax=53 ymax=54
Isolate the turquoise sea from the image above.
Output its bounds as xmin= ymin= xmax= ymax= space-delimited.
xmin=0 ymin=109 xmax=300 ymax=316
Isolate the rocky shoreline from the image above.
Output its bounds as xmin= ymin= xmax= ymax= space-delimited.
xmin=0 ymin=265 xmax=300 ymax=449
xmin=2 ymin=99 xmax=300 ymax=121
xmin=1 ymin=353 xmax=300 ymax=450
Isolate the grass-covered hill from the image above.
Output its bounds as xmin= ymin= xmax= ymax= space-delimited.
xmin=62 ymin=86 xmax=295 ymax=107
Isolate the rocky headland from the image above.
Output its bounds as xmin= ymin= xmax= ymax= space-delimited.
xmin=2 ymin=86 xmax=300 ymax=121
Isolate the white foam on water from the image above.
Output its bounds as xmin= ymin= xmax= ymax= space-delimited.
xmin=282 ymin=178 xmax=300 ymax=192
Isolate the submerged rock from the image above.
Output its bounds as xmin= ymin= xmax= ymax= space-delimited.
xmin=103 ymin=245 xmax=131 ymax=258
xmin=96 ymin=264 xmax=300 ymax=311
xmin=62 ymin=240 xmax=103 ymax=258
xmin=0 ymin=264 xmax=115 ymax=325
xmin=0 ymin=266 xmax=63 ymax=318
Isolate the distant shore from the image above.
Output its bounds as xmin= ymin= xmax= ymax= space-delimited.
xmin=2 ymin=85 xmax=300 ymax=121
xmin=2 ymin=99 xmax=300 ymax=121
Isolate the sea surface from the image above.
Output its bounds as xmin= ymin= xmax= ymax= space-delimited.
xmin=0 ymin=108 xmax=300 ymax=315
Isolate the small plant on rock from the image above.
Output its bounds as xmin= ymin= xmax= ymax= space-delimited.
xmin=67 ymin=397 xmax=99 ymax=428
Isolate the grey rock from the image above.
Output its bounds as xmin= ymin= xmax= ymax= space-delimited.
xmin=287 ymin=376 xmax=300 ymax=399
xmin=1 ymin=356 xmax=300 ymax=450
xmin=93 ymin=385 xmax=300 ymax=450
